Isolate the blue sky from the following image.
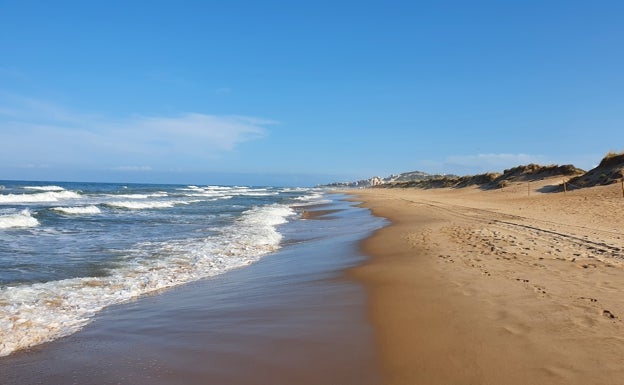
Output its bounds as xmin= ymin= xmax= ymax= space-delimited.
xmin=1 ymin=1 xmax=623 ymax=186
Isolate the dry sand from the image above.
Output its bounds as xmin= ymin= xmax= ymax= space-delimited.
xmin=348 ymin=178 xmax=624 ymax=385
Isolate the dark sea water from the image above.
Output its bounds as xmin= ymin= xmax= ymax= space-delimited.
xmin=0 ymin=180 xmax=335 ymax=357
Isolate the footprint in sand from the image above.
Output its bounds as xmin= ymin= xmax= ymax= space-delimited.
xmin=603 ymin=310 xmax=617 ymax=319
xmin=437 ymin=254 xmax=455 ymax=263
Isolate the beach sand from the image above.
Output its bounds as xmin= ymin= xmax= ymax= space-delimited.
xmin=348 ymin=178 xmax=624 ymax=384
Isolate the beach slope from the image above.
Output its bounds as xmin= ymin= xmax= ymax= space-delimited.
xmin=349 ymin=180 xmax=624 ymax=385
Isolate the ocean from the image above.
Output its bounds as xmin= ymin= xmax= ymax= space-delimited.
xmin=0 ymin=180 xmax=343 ymax=358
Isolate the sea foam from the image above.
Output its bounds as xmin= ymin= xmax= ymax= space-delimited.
xmin=0 ymin=190 xmax=81 ymax=204
xmin=103 ymin=192 xmax=168 ymax=199
xmin=24 ymin=185 xmax=66 ymax=191
xmin=51 ymin=205 xmax=101 ymax=215
xmin=104 ymin=200 xmax=184 ymax=210
xmin=177 ymin=186 xmax=277 ymax=199
xmin=0 ymin=210 xmax=39 ymax=229
xmin=292 ymin=192 xmax=332 ymax=206
xmin=0 ymin=203 xmax=295 ymax=357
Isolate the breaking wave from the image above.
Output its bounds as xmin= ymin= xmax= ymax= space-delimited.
xmin=0 ymin=191 xmax=81 ymax=204
xmin=104 ymin=200 xmax=190 ymax=210
xmin=24 ymin=186 xmax=66 ymax=191
xmin=51 ymin=206 xmax=101 ymax=215
xmin=0 ymin=204 xmax=295 ymax=357
xmin=0 ymin=210 xmax=39 ymax=229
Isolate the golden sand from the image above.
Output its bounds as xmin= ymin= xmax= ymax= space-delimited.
xmin=348 ymin=178 xmax=624 ymax=384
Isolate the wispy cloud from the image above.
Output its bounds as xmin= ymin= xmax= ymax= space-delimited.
xmin=125 ymin=113 xmax=268 ymax=151
xmin=0 ymin=92 xmax=96 ymax=124
xmin=0 ymin=93 xmax=273 ymax=169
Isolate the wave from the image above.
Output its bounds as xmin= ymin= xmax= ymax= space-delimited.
xmin=24 ymin=185 xmax=66 ymax=191
xmin=294 ymin=192 xmax=323 ymax=201
xmin=292 ymin=192 xmax=331 ymax=206
xmin=0 ymin=203 xmax=295 ymax=357
xmin=104 ymin=200 xmax=190 ymax=210
xmin=102 ymin=192 xmax=168 ymax=199
xmin=0 ymin=210 xmax=39 ymax=229
xmin=205 ymin=196 xmax=233 ymax=201
xmin=236 ymin=191 xmax=279 ymax=197
xmin=0 ymin=190 xmax=81 ymax=204
xmin=181 ymin=191 xmax=229 ymax=198
xmin=51 ymin=205 xmax=101 ymax=215
xmin=177 ymin=186 xmax=277 ymax=198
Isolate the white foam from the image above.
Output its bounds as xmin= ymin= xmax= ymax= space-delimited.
xmin=294 ymin=192 xmax=324 ymax=201
xmin=103 ymin=192 xmax=168 ymax=199
xmin=110 ymin=194 xmax=150 ymax=199
xmin=0 ymin=190 xmax=81 ymax=204
xmin=0 ymin=203 xmax=295 ymax=357
xmin=206 ymin=196 xmax=233 ymax=201
xmin=0 ymin=210 xmax=39 ymax=229
xmin=292 ymin=199 xmax=332 ymax=207
xmin=190 ymin=187 xmax=277 ymax=198
xmin=236 ymin=191 xmax=279 ymax=197
xmin=292 ymin=192 xmax=331 ymax=206
xmin=183 ymin=191 xmax=229 ymax=198
xmin=51 ymin=205 xmax=101 ymax=215
xmin=24 ymin=185 xmax=66 ymax=191
xmin=104 ymin=201 xmax=176 ymax=210
xmin=176 ymin=186 xmax=273 ymax=199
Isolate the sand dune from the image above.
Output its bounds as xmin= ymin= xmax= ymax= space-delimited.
xmin=349 ymin=178 xmax=624 ymax=384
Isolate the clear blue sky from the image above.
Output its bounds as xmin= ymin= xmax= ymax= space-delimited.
xmin=1 ymin=1 xmax=623 ymax=186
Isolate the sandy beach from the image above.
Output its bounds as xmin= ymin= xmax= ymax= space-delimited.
xmin=349 ymin=178 xmax=624 ymax=384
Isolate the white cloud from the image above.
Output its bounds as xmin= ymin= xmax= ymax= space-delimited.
xmin=125 ymin=113 xmax=268 ymax=151
xmin=0 ymin=93 xmax=273 ymax=169
xmin=0 ymin=92 xmax=95 ymax=124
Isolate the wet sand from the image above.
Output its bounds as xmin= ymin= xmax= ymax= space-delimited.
xmin=349 ymin=179 xmax=624 ymax=385
xmin=0 ymin=198 xmax=383 ymax=385
xmin=300 ymin=209 xmax=341 ymax=220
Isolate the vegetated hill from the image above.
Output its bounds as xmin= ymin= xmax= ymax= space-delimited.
xmin=567 ymin=152 xmax=624 ymax=188
xmin=325 ymin=163 xmax=587 ymax=190
xmin=321 ymin=170 xmax=454 ymax=188
xmin=321 ymin=177 xmax=384 ymax=188
xmin=383 ymin=173 xmax=500 ymax=189
xmin=488 ymin=163 xmax=584 ymax=189
xmin=380 ymin=164 xmax=584 ymax=190
xmin=387 ymin=170 xmax=435 ymax=182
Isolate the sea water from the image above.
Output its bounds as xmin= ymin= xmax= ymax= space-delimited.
xmin=0 ymin=181 xmax=330 ymax=357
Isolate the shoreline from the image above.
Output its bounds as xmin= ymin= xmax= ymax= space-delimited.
xmin=0 ymin=196 xmax=383 ymax=385
xmin=348 ymin=181 xmax=624 ymax=384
